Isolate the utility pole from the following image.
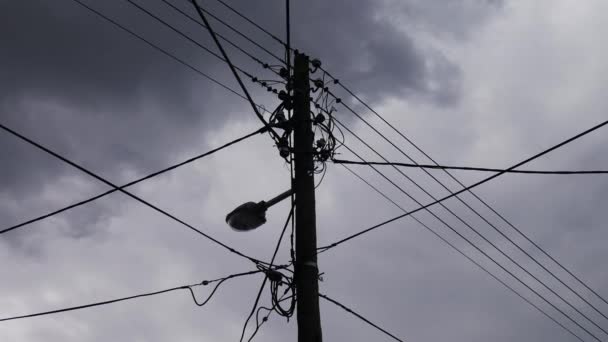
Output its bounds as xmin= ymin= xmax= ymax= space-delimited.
xmin=293 ymin=52 xmax=323 ymax=342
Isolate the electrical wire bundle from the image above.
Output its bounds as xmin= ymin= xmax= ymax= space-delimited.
xmin=256 ymin=264 xmax=296 ymax=319
xmin=309 ymin=66 xmax=345 ymax=185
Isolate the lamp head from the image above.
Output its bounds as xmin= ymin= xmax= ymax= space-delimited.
xmin=225 ymin=201 xmax=267 ymax=231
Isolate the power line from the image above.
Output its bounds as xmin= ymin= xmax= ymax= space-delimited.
xmin=210 ymin=0 xmax=286 ymax=46
xmin=174 ymin=0 xmax=285 ymax=64
xmin=122 ymin=0 xmax=280 ymax=140
xmin=338 ymin=164 xmax=586 ymax=342
xmin=324 ymin=65 xmax=608 ymax=310
xmin=0 ymin=123 xmax=264 ymax=265
xmin=0 ymin=127 xmax=265 ymax=236
xmin=332 ymin=110 xmax=608 ymax=335
xmin=319 ymin=293 xmax=405 ymax=342
xmin=0 ymin=269 xmax=263 ymax=323
xmin=320 ymin=118 xmax=608 ymax=256
xmin=319 ymin=119 xmax=608 ymax=341
xmin=190 ymin=0 xmax=278 ymax=143
xmin=328 ymin=99 xmax=608 ymax=326
xmin=333 ymin=159 xmax=608 ymax=175
xmin=333 ymin=136 xmax=604 ymax=340
xmin=66 ymin=0 xmax=267 ymax=115
xmin=160 ymin=0 xmax=284 ymax=68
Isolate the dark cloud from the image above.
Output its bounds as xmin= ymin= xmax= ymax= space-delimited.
xmin=0 ymin=0 xmax=475 ymax=201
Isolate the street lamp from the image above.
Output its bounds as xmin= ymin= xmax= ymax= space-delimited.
xmin=226 ymin=189 xmax=293 ymax=231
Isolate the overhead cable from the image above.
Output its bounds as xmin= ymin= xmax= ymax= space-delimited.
xmin=0 ymin=127 xmax=265 ymax=236
xmin=339 ymin=164 xmax=586 ymax=342
xmin=323 ymin=63 xmax=608 ymax=310
xmin=320 ymin=118 xmax=608 ymax=256
xmin=0 ymin=269 xmax=263 ymax=323
xmin=333 ymin=159 xmax=608 ymax=175
xmin=333 ymin=137 xmax=605 ymax=340
xmin=0 ymin=123 xmax=264 ymax=265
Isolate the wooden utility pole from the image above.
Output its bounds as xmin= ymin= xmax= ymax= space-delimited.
xmin=293 ymin=52 xmax=323 ymax=342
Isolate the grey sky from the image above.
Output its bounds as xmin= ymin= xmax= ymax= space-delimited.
xmin=1 ymin=0 xmax=608 ymax=341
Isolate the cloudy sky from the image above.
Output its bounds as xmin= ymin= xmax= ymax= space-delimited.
xmin=1 ymin=0 xmax=608 ymax=341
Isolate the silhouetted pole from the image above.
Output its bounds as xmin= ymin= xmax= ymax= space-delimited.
xmin=293 ymin=52 xmax=323 ymax=342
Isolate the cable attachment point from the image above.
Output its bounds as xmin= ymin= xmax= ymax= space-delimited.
xmin=279 ymin=67 xmax=289 ymax=79
xmin=310 ymin=58 xmax=322 ymax=73
xmin=277 ymin=137 xmax=291 ymax=158
xmin=314 ymin=114 xmax=326 ymax=124
xmin=316 ymin=138 xmax=327 ymax=149
xmin=265 ymin=269 xmax=283 ymax=283
xmin=278 ymin=90 xmax=293 ymax=111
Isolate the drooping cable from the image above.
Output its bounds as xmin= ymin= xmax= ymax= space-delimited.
xmin=190 ymin=0 xmax=281 ymax=140
xmin=333 ymin=159 xmax=608 ymax=175
xmin=0 ymin=127 xmax=265 ymax=236
xmin=0 ymin=123 xmax=264 ymax=265
xmin=339 ymin=164 xmax=586 ymax=342
xmin=239 ymin=205 xmax=295 ymax=342
xmin=0 ymin=269 xmax=263 ymax=323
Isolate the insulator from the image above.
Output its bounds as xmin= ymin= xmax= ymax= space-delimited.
xmin=272 ymin=89 xmax=278 ymax=94
xmin=279 ymin=146 xmax=290 ymax=158
xmin=267 ymin=87 xmax=272 ymax=92
xmin=315 ymin=114 xmax=325 ymax=124
xmin=316 ymin=138 xmax=327 ymax=148
xmin=261 ymin=81 xmax=267 ymax=87
xmin=319 ymin=149 xmax=330 ymax=161
xmin=313 ymin=79 xmax=324 ymax=88
xmin=278 ymin=138 xmax=290 ymax=158
xmin=336 ymin=98 xmax=342 ymax=104
xmin=311 ymin=58 xmax=322 ymax=69
xmin=279 ymin=67 xmax=289 ymax=79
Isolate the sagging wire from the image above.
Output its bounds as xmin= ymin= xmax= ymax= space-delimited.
xmin=187 ymin=268 xmax=270 ymax=307
xmin=255 ymin=264 xmax=296 ymax=319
